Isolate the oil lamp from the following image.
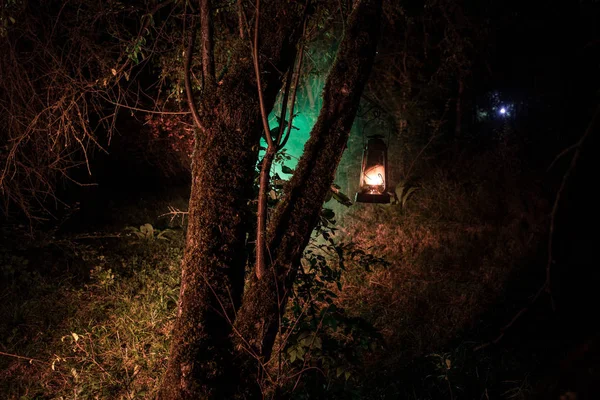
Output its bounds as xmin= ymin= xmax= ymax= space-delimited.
xmin=355 ymin=135 xmax=390 ymax=203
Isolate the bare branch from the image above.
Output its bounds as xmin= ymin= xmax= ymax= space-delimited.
xmin=278 ymin=17 xmax=307 ymax=150
xmin=0 ymin=350 xmax=48 ymax=365
xmin=200 ymin=0 xmax=216 ymax=84
xmin=545 ymin=105 xmax=599 ymax=303
xmin=237 ymin=0 xmax=246 ymax=39
xmin=547 ymin=141 xmax=580 ymax=172
xmin=101 ymin=98 xmax=192 ymax=115
xmin=253 ymin=0 xmax=274 ymax=151
xmin=184 ymin=12 xmax=207 ymax=134
xmin=275 ymin=59 xmax=296 ymax=146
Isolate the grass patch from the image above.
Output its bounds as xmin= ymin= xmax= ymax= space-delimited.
xmin=0 ymin=226 xmax=183 ymax=399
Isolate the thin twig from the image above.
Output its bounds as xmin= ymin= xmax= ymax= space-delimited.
xmin=547 ymin=142 xmax=579 ymax=172
xmin=0 ymin=351 xmax=47 ymax=364
xmin=101 ymin=98 xmax=191 ymax=115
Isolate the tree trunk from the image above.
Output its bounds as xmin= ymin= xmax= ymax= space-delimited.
xmin=232 ymin=0 xmax=383 ymax=391
xmin=159 ymin=3 xmax=304 ymax=397
xmin=158 ymin=114 xmax=258 ymax=400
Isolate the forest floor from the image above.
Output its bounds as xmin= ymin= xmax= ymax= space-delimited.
xmin=1 ymin=149 xmax=599 ymax=399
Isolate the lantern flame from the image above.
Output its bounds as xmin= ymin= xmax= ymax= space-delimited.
xmin=364 ymin=165 xmax=385 ymax=186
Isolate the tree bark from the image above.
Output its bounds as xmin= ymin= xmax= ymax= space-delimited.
xmin=232 ymin=0 xmax=383 ymax=391
xmin=158 ymin=3 xmax=305 ymax=398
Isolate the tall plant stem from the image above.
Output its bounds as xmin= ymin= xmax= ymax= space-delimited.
xmin=254 ymin=0 xmax=310 ymax=279
xmin=253 ymin=0 xmax=275 ymax=280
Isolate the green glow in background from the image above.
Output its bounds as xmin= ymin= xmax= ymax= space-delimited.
xmin=256 ymin=71 xmax=393 ymax=213
xmin=258 ymin=79 xmax=325 ymax=177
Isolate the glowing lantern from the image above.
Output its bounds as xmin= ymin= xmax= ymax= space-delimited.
xmin=355 ymin=135 xmax=391 ymax=203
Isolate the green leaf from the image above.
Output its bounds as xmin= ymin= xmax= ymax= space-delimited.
xmin=140 ymin=223 xmax=154 ymax=238
xmin=395 ymin=181 xmax=419 ymax=208
xmin=296 ymin=346 xmax=305 ymax=360
xmin=395 ymin=182 xmax=405 ymax=204
xmin=332 ymin=191 xmax=353 ymax=207
xmin=402 ymin=187 xmax=419 ymax=208
xmin=156 ymin=230 xmax=172 ymax=241
xmin=321 ymin=208 xmax=335 ymax=220
xmin=281 ymin=165 xmax=294 ymax=174
xmin=313 ymin=337 xmax=322 ymax=349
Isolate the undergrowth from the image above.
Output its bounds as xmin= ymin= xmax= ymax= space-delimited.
xmin=330 ymin=146 xmax=549 ymax=398
xmin=0 ymin=226 xmax=183 ymax=399
xmin=0 ymin=145 xmax=553 ymax=399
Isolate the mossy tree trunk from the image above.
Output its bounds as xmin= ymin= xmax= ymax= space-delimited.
xmin=158 ymin=2 xmax=304 ymax=398
xmin=232 ymin=0 xmax=383 ymax=390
